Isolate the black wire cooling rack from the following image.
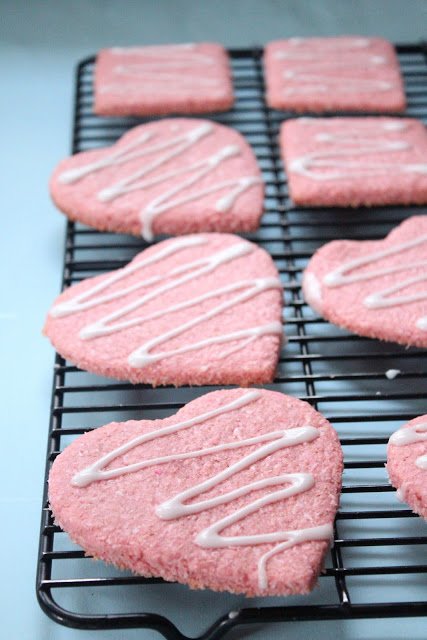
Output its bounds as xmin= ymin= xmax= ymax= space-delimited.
xmin=37 ymin=46 xmax=427 ymax=639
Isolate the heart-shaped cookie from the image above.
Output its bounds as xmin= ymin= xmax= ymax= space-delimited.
xmin=302 ymin=216 xmax=427 ymax=347
xmin=387 ymin=415 xmax=427 ymax=520
xmin=49 ymin=118 xmax=264 ymax=241
xmin=48 ymin=388 xmax=343 ymax=596
xmin=44 ymin=234 xmax=283 ymax=386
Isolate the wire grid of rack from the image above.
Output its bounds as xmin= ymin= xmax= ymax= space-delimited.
xmin=37 ymin=46 xmax=427 ymax=639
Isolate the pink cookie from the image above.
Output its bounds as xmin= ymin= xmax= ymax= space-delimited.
xmin=50 ymin=118 xmax=264 ymax=240
xmin=302 ymin=216 xmax=427 ymax=348
xmin=48 ymin=388 xmax=343 ymax=596
xmin=94 ymin=43 xmax=234 ymax=116
xmin=44 ymin=234 xmax=283 ymax=386
xmin=280 ymin=117 xmax=427 ymax=208
xmin=387 ymin=415 xmax=427 ymax=520
xmin=264 ymin=36 xmax=406 ymax=112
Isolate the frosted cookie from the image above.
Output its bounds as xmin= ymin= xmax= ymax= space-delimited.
xmin=264 ymin=36 xmax=406 ymax=112
xmin=50 ymin=119 xmax=264 ymax=241
xmin=302 ymin=216 xmax=427 ymax=348
xmin=48 ymin=388 xmax=343 ymax=596
xmin=44 ymin=234 xmax=283 ymax=386
xmin=94 ymin=43 xmax=234 ymax=116
xmin=280 ymin=117 xmax=427 ymax=208
xmin=387 ymin=416 xmax=427 ymax=520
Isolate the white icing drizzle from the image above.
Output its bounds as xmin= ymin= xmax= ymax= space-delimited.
xmin=389 ymin=423 xmax=427 ymax=446
xmin=98 ymin=83 xmax=188 ymax=95
xmin=286 ymin=37 xmax=371 ymax=50
xmin=58 ymin=130 xmax=156 ymax=185
xmin=128 ymin=318 xmax=282 ymax=368
xmin=101 ymin=44 xmax=221 ymax=94
xmin=112 ymin=65 xmax=221 ymax=84
xmin=296 ymin=118 xmax=406 ymax=130
xmin=303 ymin=272 xmax=323 ymax=315
xmin=385 ymin=369 xmax=401 ymax=380
xmin=417 ymin=453 xmax=427 ymax=469
xmin=289 ymin=122 xmax=427 ymax=181
xmin=71 ymin=390 xmax=332 ymax=590
xmin=395 ymin=482 xmax=408 ymax=503
xmin=109 ymin=43 xmax=209 ymax=61
xmin=322 ymin=232 xmax=427 ymax=331
xmin=110 ymin=44 xmax=197 ymax=55
xmin=58 ymin=123 xmax=261 ymax=242
xmin=50 ymin=236 xmax=207 ymax=317
xmin=389 ymin=422 xmax=427 ymax=470
xmin=275 ymin=38 xmax=396 ymax=94
xmin=50 ymin=237 xmax=283 ymax=368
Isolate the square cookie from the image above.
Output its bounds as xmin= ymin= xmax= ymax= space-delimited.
xmin=264 ymin=36 xmax=406 ymax=113
xmin=281 ymin=117 xmax=427 ymax=207
xmin=94 ymin=43 xmax=234 ymax=116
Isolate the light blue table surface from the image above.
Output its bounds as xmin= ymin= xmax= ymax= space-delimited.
xmin=1 ymin=1 xmax=426 ymax=638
